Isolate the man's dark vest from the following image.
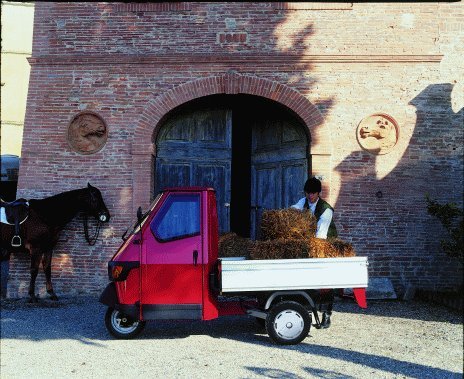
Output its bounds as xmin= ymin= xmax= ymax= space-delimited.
xmin=314 ymin=198 xmax=338 ymax=238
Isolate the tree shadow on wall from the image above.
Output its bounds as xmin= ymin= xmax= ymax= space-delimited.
xmin=270 ymin=18 xmax=334 ymax=152
xmin=334 ymin=83 xmax=463 ymax=292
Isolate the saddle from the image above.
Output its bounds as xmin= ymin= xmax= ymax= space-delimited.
xmin=0 ymin=198 xmax=29 ymax=247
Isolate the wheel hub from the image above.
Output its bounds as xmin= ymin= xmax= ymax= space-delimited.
xmin=274 ymin=310 xmax=304 ymax=340
xmin=112 ymin=311 xmax=139 ymax=334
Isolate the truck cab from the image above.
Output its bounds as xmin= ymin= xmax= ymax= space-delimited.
xmin=101 ymin=188 xmax=220 ymax=322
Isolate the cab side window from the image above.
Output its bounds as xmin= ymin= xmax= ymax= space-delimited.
xmin=151 ymin=193 xmax=200 ymax=242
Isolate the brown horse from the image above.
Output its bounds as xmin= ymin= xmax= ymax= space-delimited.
xmin=1 ymin=183 xmax=110 ymax=302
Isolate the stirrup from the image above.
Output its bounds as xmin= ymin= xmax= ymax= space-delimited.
xmin=11 ymin=235 xmax=22 ymax=247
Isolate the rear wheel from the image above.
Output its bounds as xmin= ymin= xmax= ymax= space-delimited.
xmin=104 ymin=307 xmax=145 ymax=339
xmin=266 ymin=301 xmax=311 ymax=345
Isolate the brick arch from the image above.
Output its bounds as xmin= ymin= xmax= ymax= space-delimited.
xmin=133 ymin=73 xmax=330 ymax=152
xmin=131 ymin=73 xmax=332 ymax=209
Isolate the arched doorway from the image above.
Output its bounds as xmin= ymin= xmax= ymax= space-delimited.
xmin=155 ymin=95 xmax=309 ymax=238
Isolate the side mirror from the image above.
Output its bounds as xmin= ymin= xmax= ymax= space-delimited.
xmin=137 ymin=206 xmax=143 ymax=223
xmin=121 ymin=228 xmax=129 ymax=241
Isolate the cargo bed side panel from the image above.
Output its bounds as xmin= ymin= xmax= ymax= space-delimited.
xmin=220 ymin=257 xmax=368 ymax=292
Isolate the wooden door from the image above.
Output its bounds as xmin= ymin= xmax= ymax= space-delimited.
xmin=251 ymin=117 xmax=308 ymax=239
xmin=155 ymin=107 xmax=232 ymax=233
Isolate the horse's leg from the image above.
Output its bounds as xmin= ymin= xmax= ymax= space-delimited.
xmin=28 ymin=251 xmax=42 ymax=303
xmin=42 ymin=251 xmax=58 ymax=301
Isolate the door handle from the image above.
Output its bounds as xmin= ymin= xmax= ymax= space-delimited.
xmin=193 ymin=250 xmax=199 ymax=266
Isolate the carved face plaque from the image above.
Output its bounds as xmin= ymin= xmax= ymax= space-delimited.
xmin=356 ymin=113 xmax=399 ymax=155
xmin=67 ymin=112 xmax=108 ymax=154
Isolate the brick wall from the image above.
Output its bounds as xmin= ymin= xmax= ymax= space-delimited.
xmin=10 ymin=2 xmax=463 ymax=298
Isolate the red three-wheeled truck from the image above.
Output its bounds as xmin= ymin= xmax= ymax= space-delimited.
xmin=100 ymin=187 xmax=368 ymax=345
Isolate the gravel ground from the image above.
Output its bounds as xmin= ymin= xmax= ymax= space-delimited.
xmin=0 ymin=296 xmax=462 ymax=379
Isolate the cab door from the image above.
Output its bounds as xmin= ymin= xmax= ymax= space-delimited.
xmin=141 ymin=192 xmax=203 ymax=320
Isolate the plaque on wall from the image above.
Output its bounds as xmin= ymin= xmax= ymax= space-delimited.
xmin=356 ymin=113 xmax=399 ymax=155
xmin=67 ymin=111 xmax=108 ymax=154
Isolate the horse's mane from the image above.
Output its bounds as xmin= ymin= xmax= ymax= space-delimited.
xmin=28 ymin=188 xmax=88 ymax=227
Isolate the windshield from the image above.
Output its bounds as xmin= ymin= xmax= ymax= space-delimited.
xmin=124 ymin=193 xmax=163 ymax=239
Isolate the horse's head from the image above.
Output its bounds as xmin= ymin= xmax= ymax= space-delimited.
xmin=359 ymin=118 xmax=394 ymax=140
xmin=85 ymin=183 xmax=111 ymax=223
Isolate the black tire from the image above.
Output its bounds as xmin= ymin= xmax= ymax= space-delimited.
xmin=104 ymin=307 xmax=145 ymax=339
xmin=265 ymin=301 xmax=311 ymax=345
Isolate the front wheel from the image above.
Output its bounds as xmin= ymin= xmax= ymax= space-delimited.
xmin=266 ymin=301 xmax=311 ymax=345
xmin=104 ymin=307 xmax=145 ymax=339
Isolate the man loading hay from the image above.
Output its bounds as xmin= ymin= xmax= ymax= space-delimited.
xmin=291 ymin=177 xmax=337 ymax=239
xmin=291 ymin=177 xmax=337 ymax=329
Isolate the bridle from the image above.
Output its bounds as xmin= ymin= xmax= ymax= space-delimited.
xmin=83 ymin=214 xmax=102 ymax=246
xmin=83 ymin=187 xmax=108 ymax=246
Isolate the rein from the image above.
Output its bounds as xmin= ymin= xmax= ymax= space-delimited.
xmin=83 ymin=214 xmax=102 ymax=246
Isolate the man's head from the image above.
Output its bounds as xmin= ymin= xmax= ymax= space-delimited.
xmin=304 ymin=177 xmax=321 ymax=204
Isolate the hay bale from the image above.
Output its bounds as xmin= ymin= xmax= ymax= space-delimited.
xmin=308 ymin=237 xmax=339 ymax=258
xmin=308 ymin=237 xmax=356 ymax=258
xmin=219 ymin=233 xmax=254 ymax=258
xmin=250 ymin=239 xmax=310 ymax=260
xmin=329 ymin=238 xmax=356 ymax=257
xmin=249 ymin=237 xmax=356 ymax=260
xmin=260 ymin=208 xmax=317 ymax=241
xmin=220 ymin=209 xmax=355 ymax=261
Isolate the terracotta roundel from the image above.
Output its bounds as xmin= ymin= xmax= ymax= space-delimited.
xmin=67 ymin=111 xmax=108 ymax=154
xmin=356 ymin=113 xmax=399 ymax=155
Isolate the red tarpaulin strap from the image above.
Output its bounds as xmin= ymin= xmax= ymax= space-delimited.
xmin=353 ymin=288 xmax=368 ymax=308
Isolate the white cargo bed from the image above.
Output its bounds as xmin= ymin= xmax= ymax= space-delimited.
xmin=220 ymin=257 xmax=368 ymax=292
